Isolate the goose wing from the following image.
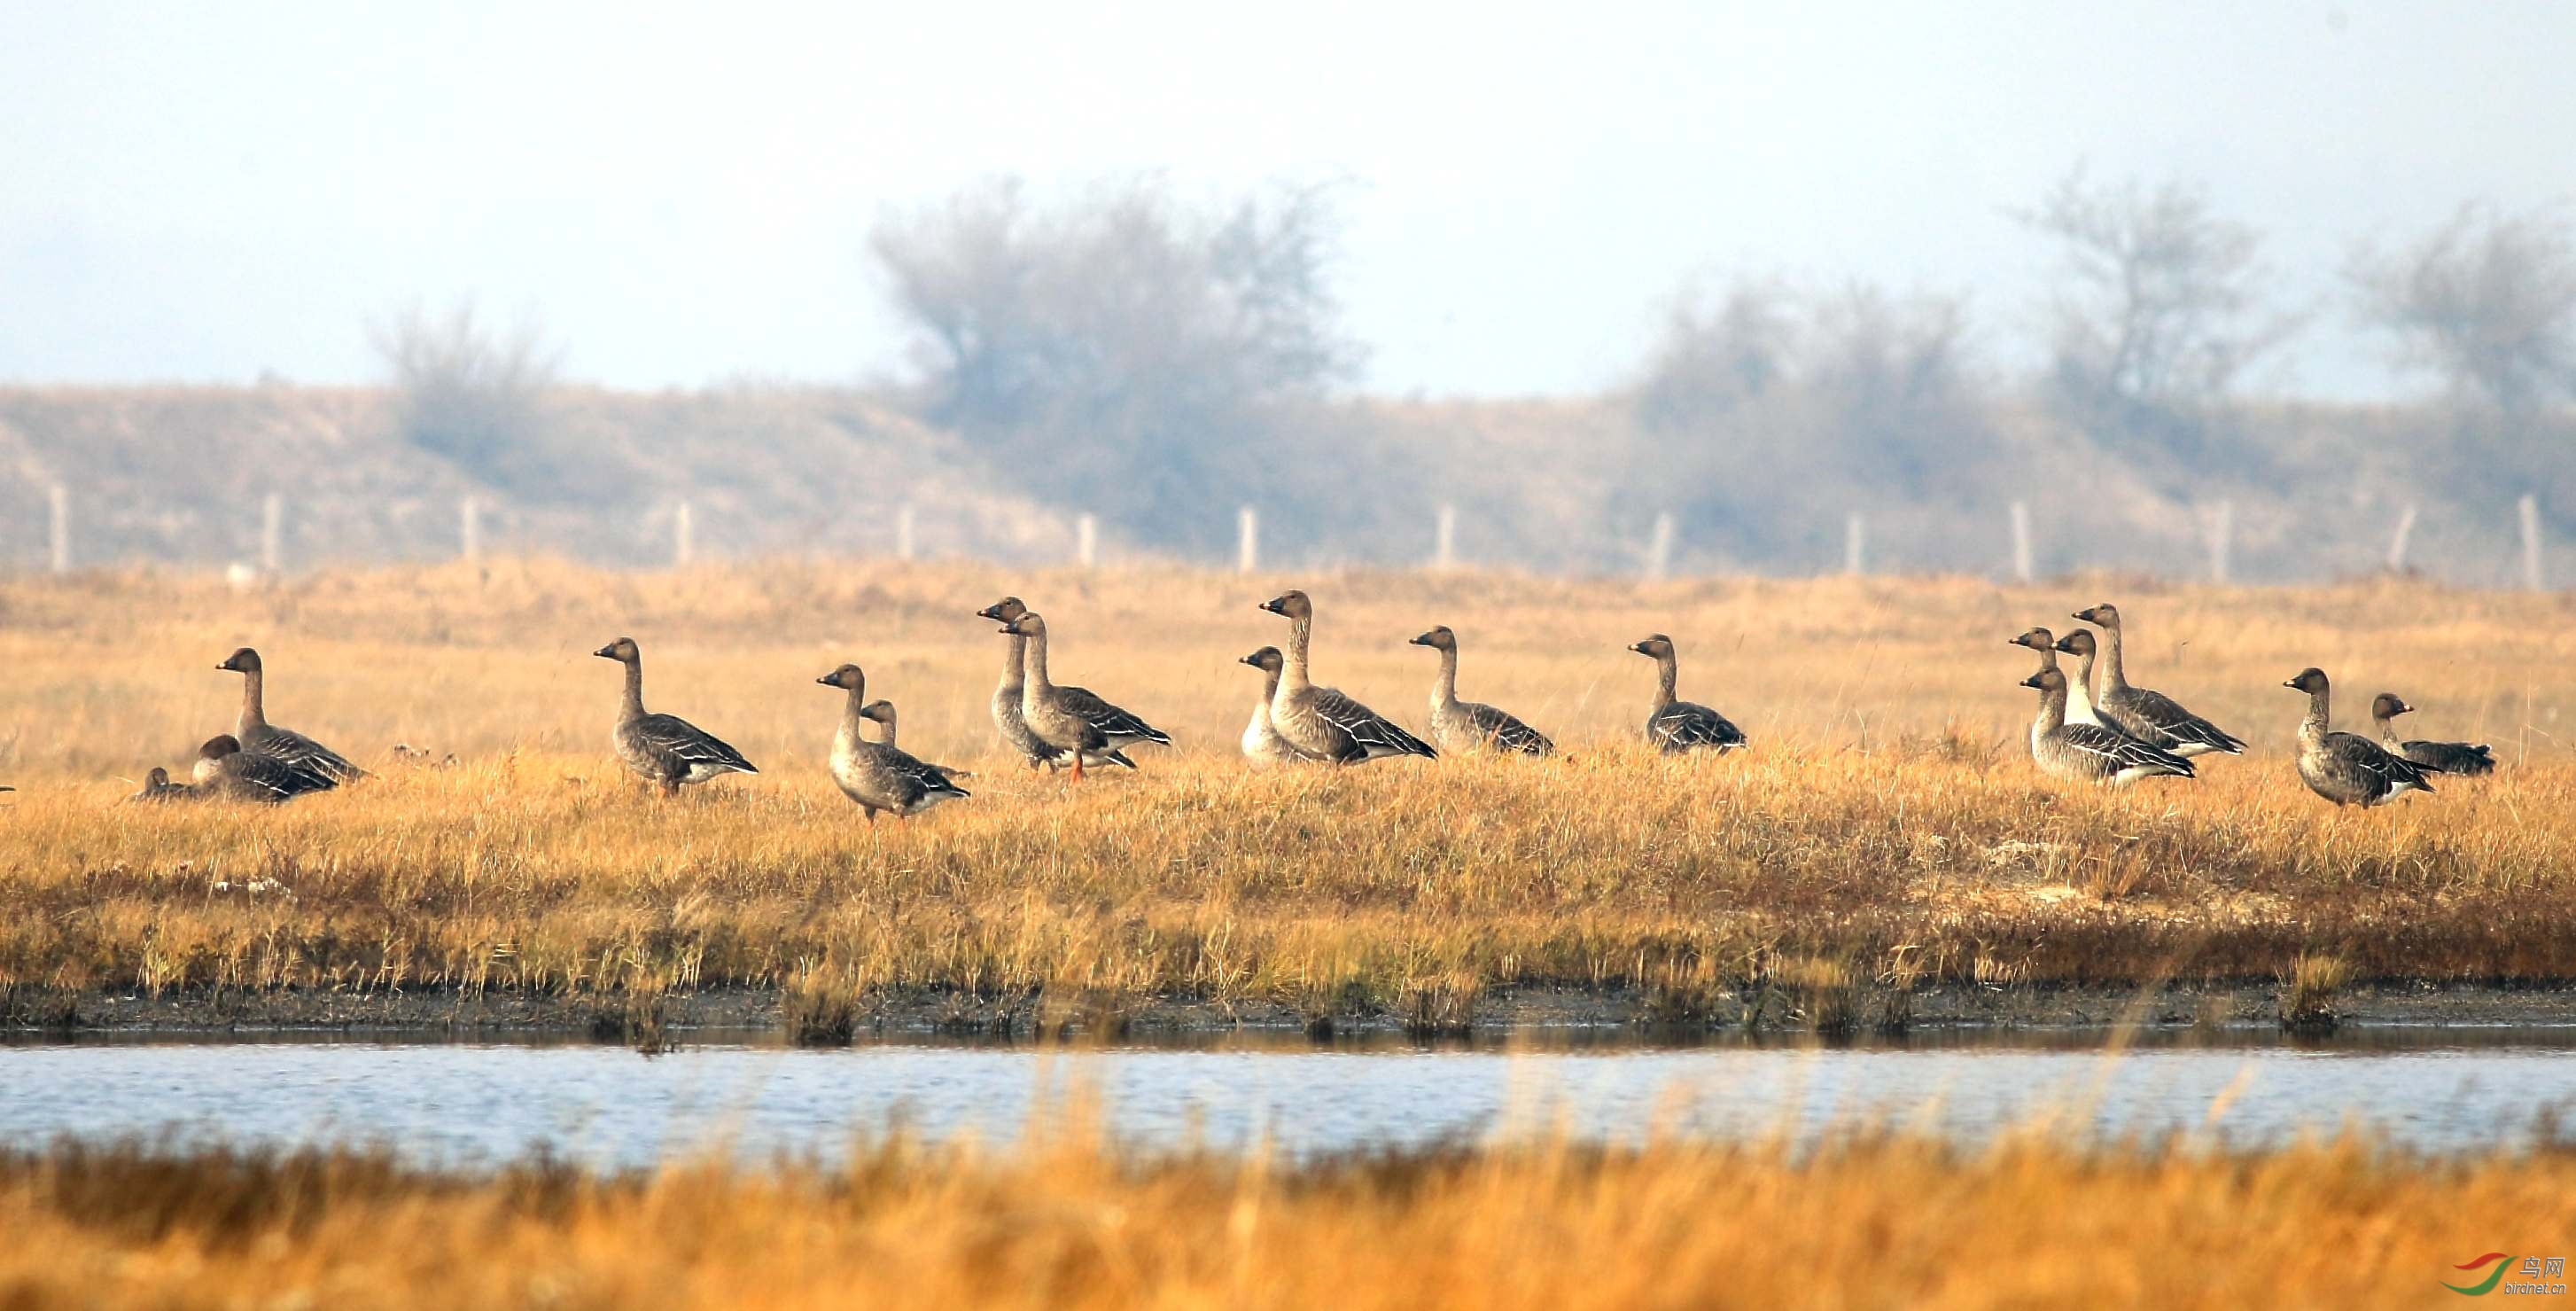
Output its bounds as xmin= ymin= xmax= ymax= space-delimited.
xmin=2403 ymin=739 xmax=2494 ymax=776
xmin=2326 ymin=731 xmax=2434 ymax=795
xmin=253 ymin=725 xmax=369 ymax=786
xmin=235 ymin=752 xmax=313 ymax=800
xmin=887 ymin=747 xmax=972 ymax=800
xmin=1056 ymin=684 xmax=1173 ymax=746
xmin=1313 ymin=686 xmax=1436 ymax=760
xmin=1650 ymin=701 xmax=1747 ymax=753
xmin=2115 ymin=687 xmax=2245 ymax=754
xmin=2060 ymin=723 xmax=2195 ymax=778
xmin=1463 ymin=700 xmax=1553 ymax=756
xmin=632 ymin=713 xmax=758 ymax=776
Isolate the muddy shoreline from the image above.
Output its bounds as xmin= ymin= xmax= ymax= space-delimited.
xmin=11 ymin=979 xmax=2576 ymax=1042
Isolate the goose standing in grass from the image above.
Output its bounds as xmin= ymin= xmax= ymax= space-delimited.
xmin=994 ymin=612 xmax=1170 ymax=781
xmin=1626 ymin=635 xmax=1746 ymax=754
xmin=813 ymin=667 xmax=969 ymax=823
xmin=126 ymin=767 xmax=192 ymax=803
xmin=975 ymin=597 xmax=1074 ymax=773
xmin=2283 ymin=668 xmax=2436 ymax=807
xmin=191 ymin=735 xmax=309 ymax=803
xmin=592 ymin=636 xmax=757 ymax=795
xmin=1237 ymin=646 xmax=1310 ymax=767
xmin=2066 ymin=604 xmax=2245 ymax=757
xmin=1408 ymin=626 xmax=1553 ymax=756
xmin=2019 ymin=667 xmax=2195 ymax=786
xmin=216 ymin=648 xmax=366 ymax=789
xmin=1256 ymin=590 xmax=1436 ymax=764
xmin=2370 ymin=692 xmax=2495 ymax=776
xmin=860 ymin=698 xmax=972 ymax=785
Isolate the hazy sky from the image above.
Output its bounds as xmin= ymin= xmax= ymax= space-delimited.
xmin=1 ymin=1 xmax=2566 ymax=400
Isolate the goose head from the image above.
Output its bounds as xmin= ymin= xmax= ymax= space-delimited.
xmin=1408 ymin=626 xmax=1457 ymax=652
xmin=1240 ymin=646 xmax=1283 ymax=673
xmin=198 ymin=734 xmax=244 ymax=761
xmin=977 ymin=596 xmax=1028 ymax=622
xmin=2370 ymin=692 xmax=2412 ymax=720
xmin=859 ymin=698 xmax=896 ymax=727
xmin=999 ymin=612 xmax=1048 ymax=639
xmin=1627 ymin=634 xmax=1675 ymax=659
xmin=216 ymin=647 xmax=262 ymax=674
xmin=2070 ymin=603 xmax=2120 ymax=628
xmin=2007 ymin=627 xmax=2055 ymax=651
xmin=2284 ymin=667 xmax=2331 ymax=695
xmin=2020 ymin=667 xmax=2064 ymax=692
xmin=593 ymin=636 xmax=640 ymax=663
xmin=2051 ymin=629 xmax=2097 ymax=658
xmin=1257 ymin=589 xmax=1312 ymax=620
xmin=815 ymin=664 xmax=865 ymax=693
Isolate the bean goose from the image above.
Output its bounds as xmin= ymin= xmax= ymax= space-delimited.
xmin=592 ymin=636 xmax=758 ymax=794
xmin=1256 ymin=590 xmax=1436 ymax=764
xmin=2025 ymin=628 xmax=2116 ymax=730
xmin=2283 ymin=668 xmax=2435 ymax=807
xmin=2020 ymin=667 xmax=2194 ymax=785
xmin=994 ymin=613 xmax=1170 ymax=780
xmin=127 ymin=767 xmax=193 ymax=804
xmin=216 ymin=648 xmax=366 ymax=789
xmin=191 ymin=734 xmax=308 ymax=803
xmin=2369 ymin=692 xmax=2495 ymax=776
xmin=1627 ymin=635 xmax=1746 ymax=753
xmin=860 ymin=698 xmax=972 ymax=784
xmin=975 ymin=597 xmax=1070 ymax=772
xmin=1408 ymin=626 xmax=1553 ymax=756
xmin=2067 ymin=604 xmax=2245 ymax=756
xmin=1237 ymin=646 xmax=1311 ymax=767
xmin=814 ymin=667 xmax=969 ymax=822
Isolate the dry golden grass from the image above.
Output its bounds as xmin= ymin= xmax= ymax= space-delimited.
xmin=4 ymin=558 xmax=2573 ymax=1013
xmin=4 ymin=1118 xmax=2573 ymax=1309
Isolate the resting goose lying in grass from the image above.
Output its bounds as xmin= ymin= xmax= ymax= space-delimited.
xmin=1627 ymin=634 xmax=1746 ymax=754
xmin=191 ymin=735 xmax=311 ymax=803
xmin=2370 ymin=693 xmax=2495 ymax=776
xmin=216 ymin=647 xmax=366 ymax=790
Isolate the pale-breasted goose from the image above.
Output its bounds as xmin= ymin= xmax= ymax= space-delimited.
xmin=1627 ymin=635 xmax=1746 ymax=753
xmin=1257 ymin=590 xmax=1436 ymax=764
xmin=1408 ymin=626 xmax=1553 ymax=756
xmin=2067 ymin=604 xmax=2245 ymax=757
xmin=127 ymin=767 xmax=192 ymax=804
xmin=2021 ymin=628 xmax=2115 ymax=730
xmin=216 ymin=648 xmax=366 ymax=789
xmin=191 ymin=734 xmax=310 ymax=802
xmin=2020 ymin=667 xmax=2194 ymax=785
xmin=860 ymin=698 xmax=972 ymax=784
xmin=1237 ymin=646 xmax=1311 ymax=767
xmin=2284 ymin=668 xmax=2435 ymax=807
xmin=592 ymin=637 xmax=758 ymax=794
xmin=975 ymin=597 xmax=1077 ymax=773
xmin=2369 ymin=692 xmax=2495 ymax=776
xmin=814 ymin=667 xmax=969 ymax=822
xmin=994 ymin=613 xmax=1169 ymax=780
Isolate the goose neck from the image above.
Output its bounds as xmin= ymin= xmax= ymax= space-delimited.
xmin=1280 ymin=613 xmax=1315 ymax=691
xmin=1430 ymin=644 xmax=1459 ymax=710
xmin=2032 ymin=681 xmax=2067 ymax=736
xmin=997 ymin=634 xmax=1028 ymax=690
xmin=238 ymin=667 xmax=268 ymax=730
xmin=1652 ymin=652 xmax=1678 ymax=709
xmin=619 ymin=658 xmax=646 ymax=722
xmin=2097 ymin=623 xmax=2129 ymax=691
xmin=1021 ymin=628 xmax=1055 ymax=692
xmin=835 ymin=684 xmax=869 ymax=753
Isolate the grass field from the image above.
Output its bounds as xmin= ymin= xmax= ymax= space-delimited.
xmin=3 ymin=559 xmax=2573 ymax=1023
xmin=5 ymin=1112 xmax=2573 ymax=1309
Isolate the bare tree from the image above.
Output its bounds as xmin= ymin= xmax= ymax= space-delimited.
xmin=1635 ymin=277 xmax=1796 ymax=431
xmin=370 ymin=301 xmax=572 ymax=493
xmin=870 ymin=176 xmax=1369 ymax=550
xmin=2015 ymin=168 xmax=2295 ymax=457
xmin=2349 ymin=203 xmax=2576 ymax=415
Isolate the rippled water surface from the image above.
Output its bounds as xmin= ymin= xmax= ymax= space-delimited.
xmin=5 ymin=1027 xmax=2572 ymax=1166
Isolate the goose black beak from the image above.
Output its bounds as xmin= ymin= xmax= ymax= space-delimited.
xmin=815 ymin=675 xmax=837 ymax=686
xmin=2281 ymin=679 xmax=2301 ymax=690
xmin=2051 ymin=639 xmax=2077 ymax=654
xmin=1627 ymin=643 xmax=1648 ymax=655
xmin=1239 ymin=653 xmax=1261 ymax=667
xmin=975 ymin=605 xmax=1004 ymax=620
xmin=592 ymin=644 xmax=618 ymax=659
xmin=1257 ymin=599 xmax=1283 ymax=614
xmin=2020 ymin=673 xmax=2046 ymax=689
xmin=1408 ymin=634 xmax=1434 ymax=646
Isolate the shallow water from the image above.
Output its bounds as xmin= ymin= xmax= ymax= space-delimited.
xmin=4 ymin=1026 xmax=2572 ymax=1166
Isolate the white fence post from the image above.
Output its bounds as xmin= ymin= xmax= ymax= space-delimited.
xmin=896 ymin=503 xmax=917 ymax=561
xmin=1646 ymin=511 xmax=1675 ymax=581
xmin=1843 ymin=511 xmax=1866 ymax=575
xmin=261 ymin=493 xmax=284 ymax=574
xmin=2385 ymin=503 xmax=2418 ymax=574
xmin=459 ymin=496 xmax=481 ymax=562
xmin=2206 ymin=500 xmax=2234 ymax=584
xmin=2009 ymin=500 xmax=2033 ymax=583
xmin=2522 ymin=495 xmax=2546 ymax=590
xmin=47 ymin=484 xmax=69 ymax=574
xmin=1077 ymin=513 xmax=1098 ymax=569
xmin=1433 ymin=503 xmax=1457 ymax=572
xmin=1236 ymin=505 xmax=1258 ymax=574
xmin=673 ymin=499 xmax=695 ymax=567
